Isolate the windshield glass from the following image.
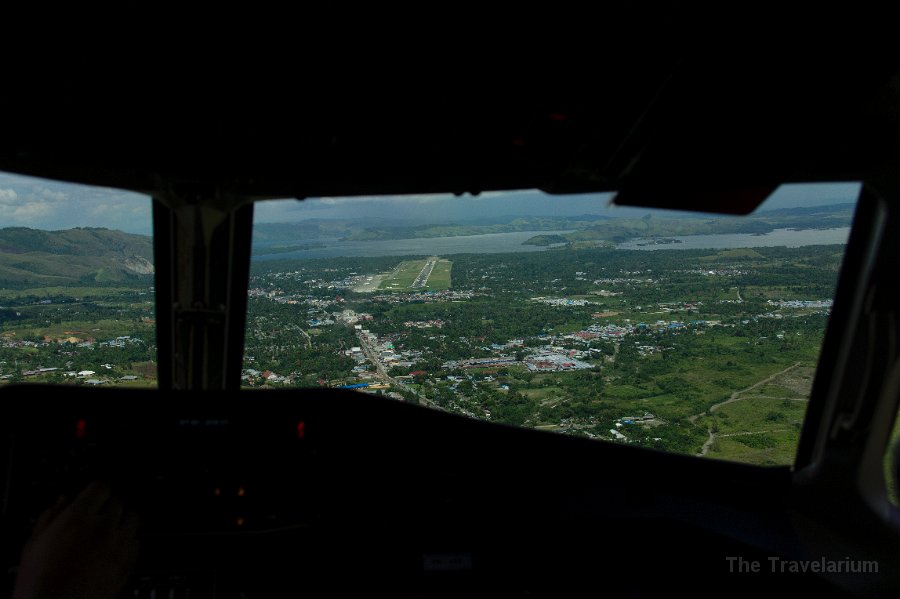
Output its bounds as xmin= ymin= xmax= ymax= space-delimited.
xmin=245 ymin=184 xmax=859 ymax=465
xmin=0 ymin=171 xmax=156 ymax=387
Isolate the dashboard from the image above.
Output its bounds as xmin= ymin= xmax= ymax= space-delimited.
xmin=0 ymin=386 xmax=862 ymax=597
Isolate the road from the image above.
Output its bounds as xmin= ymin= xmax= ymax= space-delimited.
xmin=709 ymin=362 xmax=803 ymax=413
xmin=356 ymin=330 xmax=433 ymax=406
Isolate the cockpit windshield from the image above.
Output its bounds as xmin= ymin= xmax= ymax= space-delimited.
xmin=245 ymin=184 xmax=860 ymax=466
xmin=0 ymin=169 xmax=861 ymax=465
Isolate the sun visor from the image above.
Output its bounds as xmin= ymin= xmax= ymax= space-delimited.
xmin=612 ymin=184 xmax=778 ymax=215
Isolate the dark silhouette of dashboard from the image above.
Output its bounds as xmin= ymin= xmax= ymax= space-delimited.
xmin=2 ymin=386 xmax=887 ymax=597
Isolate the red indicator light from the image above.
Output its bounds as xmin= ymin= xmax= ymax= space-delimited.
xmin=550 ymin=113 xmax=567 ymax=122
xmin=511 ymin=137 xmax=526 ymax=146
xmin=237 ymin=486 xmax=246 ymax=497
xmin=236 ymin=516 xmax=245 ymax=527
xmin=296 ymin=421 xmax=306 ymax=439
xmin=75 ymin=419 xmax=87 ymax=439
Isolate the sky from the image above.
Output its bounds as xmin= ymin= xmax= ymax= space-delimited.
xmin=0 ymin=171 xmax=152 ymax=234
xmin=0 ymin=170 xmax=862 ymax=235
xmin=255 ymin=183 xmax=863 ymax=224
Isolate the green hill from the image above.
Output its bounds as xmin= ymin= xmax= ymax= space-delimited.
xmin=559 ymin=203 xmax=856 ymax=245
xmin=0 ymin=227 xmax=153 ymax=288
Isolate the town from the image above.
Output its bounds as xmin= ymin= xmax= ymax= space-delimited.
xmin=241 ymin=244 xmax=840 ymax=464
xmin=0 ymin=243 xmax=842 ymax=465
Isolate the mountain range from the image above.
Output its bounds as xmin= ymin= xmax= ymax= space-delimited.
xmin=0 ymin=227 xmax=153 ymax=288
xmin=252 ymin=203 xmax=856 ymax=244
xmin=0 ymin=203 xmax=855 ymax=288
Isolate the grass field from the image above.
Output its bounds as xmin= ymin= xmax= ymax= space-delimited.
xmin=2 ymin=318 xmax=154 ymax=341
xmin=710 ymin=430 xmax=802 ymax=465
xmin=522 ymin=387 xmax=559 ymax=401
xmin=425 ymin=259 xmax=452 ymax=290
xmin=699 ymin=365 xmax=814 ymax=465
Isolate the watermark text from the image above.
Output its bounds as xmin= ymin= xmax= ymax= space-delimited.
xmin=726 ymin=556 xmax=878 ymax=575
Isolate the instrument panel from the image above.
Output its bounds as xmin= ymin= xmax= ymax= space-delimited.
xmin=0 ymin=386 xmax=843 ymax=598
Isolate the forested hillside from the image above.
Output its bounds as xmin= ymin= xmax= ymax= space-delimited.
xmin=0 ymin=228 xmax=153 ymax=287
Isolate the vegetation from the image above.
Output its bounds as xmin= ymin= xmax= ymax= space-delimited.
xmin=244 ymin=241 xmax=846 ymax=465
xmin=426 ymin=260 xmax=452 ymax=290
xmin=339 ymin=216 xmax=597 ymax=241
xmin=254 ymin=243 xmax=326 ymax=255
xmin=522 ymin=234 xmax=568 ymax=246
xmin=0 ymin=227 xmax=153 ymax=288
xmin=313 ymin=204 xmax=855 ymax=244
xmin=561 ymin=204 xmax=854 ymax=245
xmin=0 ymin=287 xmax=157 ymax=386
xmin=0 ymin=210 xmax=856 ymax=468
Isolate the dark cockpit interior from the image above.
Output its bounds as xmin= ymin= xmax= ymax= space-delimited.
xmin=2 ymin=39 xmax=900 ymax=597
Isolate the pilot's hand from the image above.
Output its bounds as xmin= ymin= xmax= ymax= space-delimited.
xmin=12 ymin=482 xmax=140 ymax=599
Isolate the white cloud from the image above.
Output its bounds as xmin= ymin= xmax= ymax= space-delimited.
xmin=0 ymin=188 xmax=18 ymax=204
xmin=34 ymin=187 xmax=67 ymax=202
xmin=0 ymin=171 xmax=152 ymax=233
xmin=89 ymin=203 xmax=112 ymax=216
xmin=315 ymin=194 xmax=450 ymax=205
xmin=0 ymin=201 xmax=54 ymax=223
